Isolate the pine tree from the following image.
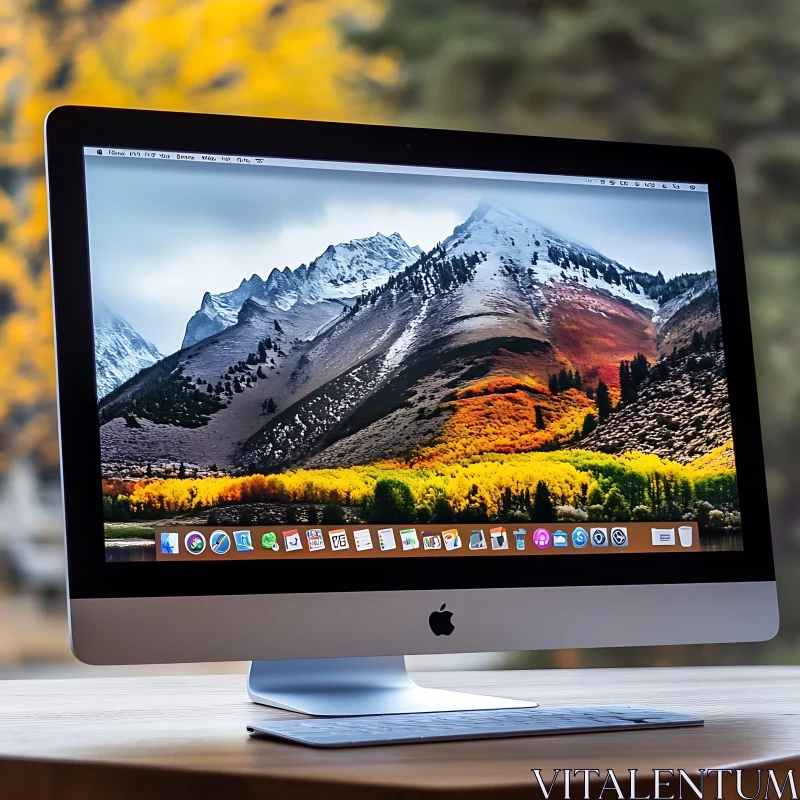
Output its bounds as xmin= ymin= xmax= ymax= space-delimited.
xmin=573 ymin=369 xmax=583 ymax=391
xmin=691 ymin=329 xmax=705 ymax=352
xmin=558 ymin=368 xmax=570 ymax=392
xmin=596 ymin=380 xmax=612 ymax=420
xmin=178 ymin=462 xmax=186 ymax=479
xmin=532 ymin=481 xmax=557 ymax=523
xmin=581 ymin=412 xmax=597 ymax=437
xmin=548 ymin=374 xmax=560 ymax=395
xmin=146 ymin=463 xmax=153 ymax=478
xmin=535 ymin=406 xmax=546 ymax=430
xmin=619 ymin=360 xmax=633 ymax=404
xmin=630 ymin=353 xmax=650 ymax=388
xmin=274 ymin=319 xmax=283 ymax=333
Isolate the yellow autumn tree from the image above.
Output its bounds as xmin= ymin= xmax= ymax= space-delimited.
xmin=0 ymin=0 xmax=393 ymax=470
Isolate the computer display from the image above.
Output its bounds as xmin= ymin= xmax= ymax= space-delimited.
xmin=85 ymin=148 xmax=738 ymax=563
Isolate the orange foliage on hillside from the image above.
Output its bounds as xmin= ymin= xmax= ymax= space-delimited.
xmin=413 ymin=377 xmax=596 ymax=466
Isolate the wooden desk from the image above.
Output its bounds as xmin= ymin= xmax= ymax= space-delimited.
xmin=0 ymin=666 xmax=798 ymax=799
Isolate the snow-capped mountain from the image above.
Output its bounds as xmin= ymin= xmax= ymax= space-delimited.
xmin=181 ymin=232 xmax=422 ymax=348
xmin=302 ymin=231 xmax=422 ymax=302
xmin=442 ymin=203 xmax=658 ymax=312
xmin=93 ymin=301 xmax=162 ymax=399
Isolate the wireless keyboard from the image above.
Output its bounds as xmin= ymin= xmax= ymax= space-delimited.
xmin=247 ymin=705 xmax=703 ymax=748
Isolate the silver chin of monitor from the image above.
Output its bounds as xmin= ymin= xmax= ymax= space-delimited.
xmin=70 ymin=581 xmax=778 ymax=716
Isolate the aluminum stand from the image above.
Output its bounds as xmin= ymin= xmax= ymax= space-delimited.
xmin=247 ymin=656 xmax=537 ymax=717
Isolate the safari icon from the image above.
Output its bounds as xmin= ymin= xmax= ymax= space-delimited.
xmin=571 ymin=527 xmax=589 ymax=548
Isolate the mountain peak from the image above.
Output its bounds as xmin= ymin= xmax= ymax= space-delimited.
xmin=238 ymin=297 xmax=271 ymax=324
xmin=450 ymin=201 xmax=492 ymax=238
xmin=441 ymin=202 xmax=659 ymax=314
xmin=93 ymin=303 xmax=161 ymax=399
xmin=181 ymin=230 xmax=422 ymax=348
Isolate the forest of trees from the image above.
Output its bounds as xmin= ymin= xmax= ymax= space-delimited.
xmin=102 ymin=443 xmax=739 ymax=534
xmin=124 ymin=371 xmax=226 ymax=428
xmin=349 ymin=249 xmax=484 ymax=315
xmin=112 ymin=329 xmax=293 ymax=428
xmin=548 ymin=368 xmax=583 ymax=395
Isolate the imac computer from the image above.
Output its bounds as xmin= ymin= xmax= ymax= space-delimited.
xmin=45 ymin=107 xmax=777 ymax=716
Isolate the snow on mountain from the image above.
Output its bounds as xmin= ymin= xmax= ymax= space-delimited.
xmin=181 ymin=232 xmax=422 ymax=348
xmin=442 ymin=203 xmax=659 ymax=312
xmin=93 ymin=301 xmax=162 ymax=399
xmin=301 ymin=231 xmax=422 ymax=302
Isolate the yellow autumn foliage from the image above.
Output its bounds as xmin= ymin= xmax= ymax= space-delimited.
xmin=112 ymin=446 xmax=737 ymax=518
xmin=687 ymin=441 xmax=736 ymax=472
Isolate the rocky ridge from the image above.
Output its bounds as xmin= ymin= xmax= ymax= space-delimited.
xmin=576 ymin=335 xmax=730 ymax=464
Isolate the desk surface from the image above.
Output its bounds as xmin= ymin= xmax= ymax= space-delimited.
xmin=1 ymin=665 xmax=799 ymax=799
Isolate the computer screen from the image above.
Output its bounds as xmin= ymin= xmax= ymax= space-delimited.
xmin=85 ymin=147 xmax=738 ymax=564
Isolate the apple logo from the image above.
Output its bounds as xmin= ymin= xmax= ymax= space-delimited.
xmin=429 ymin=603 xmax=455 ymax=636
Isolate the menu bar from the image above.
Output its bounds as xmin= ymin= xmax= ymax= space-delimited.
xmin=84 ymin=147 xmax=708 ymax=193
xmin=154 ymin=522 xmax=700 ymax=561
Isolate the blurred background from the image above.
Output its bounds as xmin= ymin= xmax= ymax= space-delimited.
xmin=0 ymin=0 xmax=798 ymax=677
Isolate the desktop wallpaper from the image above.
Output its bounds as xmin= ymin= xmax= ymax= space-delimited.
xmin=88 ymin=156 xmax=739 ymax=553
